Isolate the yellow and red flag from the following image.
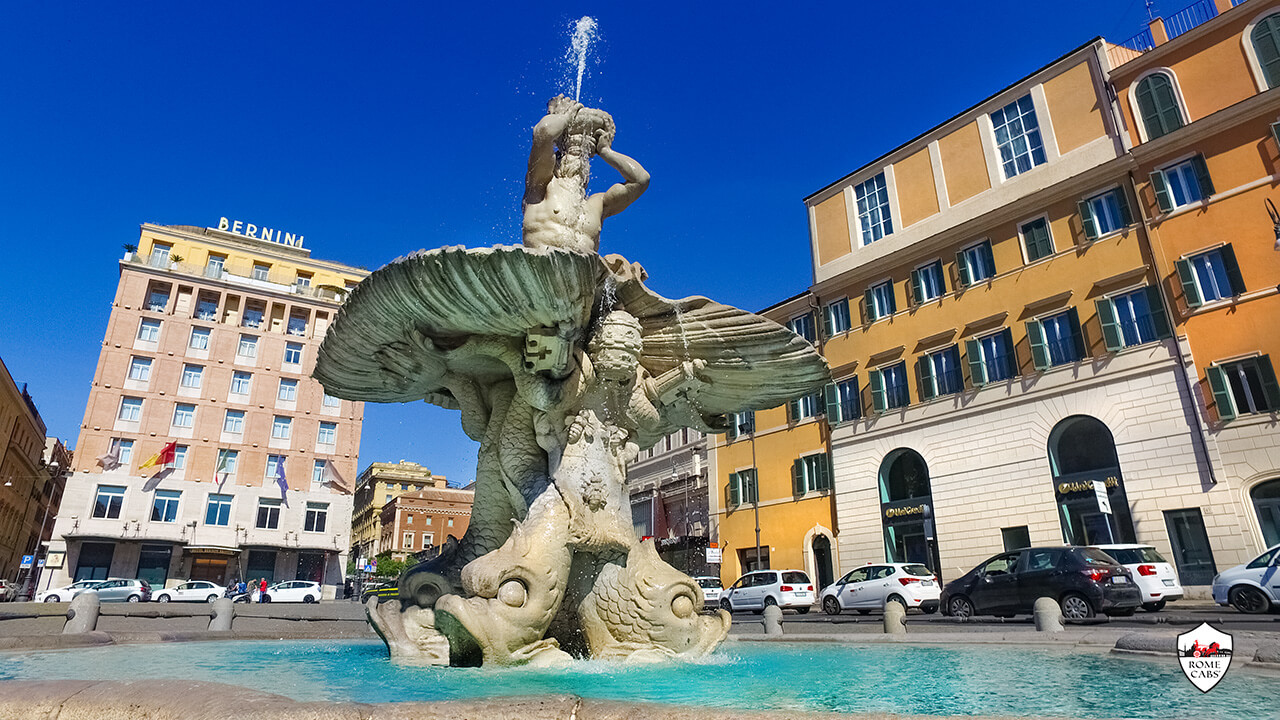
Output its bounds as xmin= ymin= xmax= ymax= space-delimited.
xmin=138 ymin=441 xmax=177 ymax=471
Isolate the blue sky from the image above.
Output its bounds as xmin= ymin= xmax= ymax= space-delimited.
xmin=0 ymin=1 xmax=1159 ymax=486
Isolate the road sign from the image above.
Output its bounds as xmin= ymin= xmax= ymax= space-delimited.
xmin=706 ymin=547 xmax=722 ymax=563
xmin=19 ymin=555 xmax=33 ymax=569
xmin=1093 ymin=480 xmax=1112 ymax=515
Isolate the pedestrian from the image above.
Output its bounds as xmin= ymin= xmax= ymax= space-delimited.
xmin=258 ymin=577 xmax=268 ymax=603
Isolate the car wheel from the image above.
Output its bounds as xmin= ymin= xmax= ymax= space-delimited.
xmin=1229 ymin=585 xmax=1272 ymax=614
xmin=763 ymin=596 xmax=778 ymax=607
xmin=1141 ymin=600 xmax=1167 ymax=612
xmin=856 ymin=609 xmax=871 ymax=616
xmin=886 ymin=595 xmax=907 ymax=612
xmin=44 ymin=595 xmax=59 ymax=603
xmin=795 ymin=607 xmax=810 ymax=615
xmin=206 ymin=594 xmax=218 ymax=603
xmin=822 ymin=597 xmax=841 ymax=616
xmin=158 ymin=595 xmax=170 ymax=603
xmin=303 ymin=595 xmax=316 ymax=604
xmin=1060 ymin=592 xmax=1095 ymax=620
xmin=946 ymin=596 xmax=974 ymax=619
xmin=127 ymin=595 xmax=140 ymax=603
xmin=262 ymin=595 xmax=272 ymax=603
xmin=921 ymin=605 xmax=938 ymax=615
xmin=719 ymin=599 xmax=733 ymax=614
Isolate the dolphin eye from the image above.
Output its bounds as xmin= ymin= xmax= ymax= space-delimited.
xmin=671 ymin=594 xmax=694 ymax=619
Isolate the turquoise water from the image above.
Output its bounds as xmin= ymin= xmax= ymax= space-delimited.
xmin=1 ymin=639 xmax=1275 ymax=718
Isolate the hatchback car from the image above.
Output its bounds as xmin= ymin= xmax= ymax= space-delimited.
xmin=90 ymin=578 xmax=151 ymax=603
xmin=1092 ymin=544 xmax=1183 ymax=612
xmin=720 ymin=569 xmax=814 ymax=614
xmin=37 ymin=580 xmax=106 ymax=603
xmin=1212 ymin=543 xmax=1280 ymax=614
xmin=265 ymin=580 xmax=323 ymax=603
xmin=819 ymin=563 xmax=940 ymax=615
xmin=693 ymin=576 xmax=722 ymax=608
xmin=941 ymin=546 xmax=1141 ymax=620
xmin=153 ymin=580 xmax=226 ymax=603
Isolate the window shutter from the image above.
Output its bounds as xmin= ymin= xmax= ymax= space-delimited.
xmin=823 ymin=382 xmax=841 ymax=424
xmin=746 ymin=470 xmax=757 ymax=504
xmin=1254 ymin=17 xmax=1280 ymax=89
xmin=870 ymin=369 xmax=886 ymax=413
xmin=1025 ymin=220 xmax=1051 ymax=260
xmin=1026 ymin=320 xmax=1049 ymax=370
xmin=1219 ymin=245 xmax=1246 ymax=297
xmin=727 ymin=473 xmax=741 ymax=508
xmin=818 ymin=454 xmax=832 ymax=491
xmin=917 ymin=355 xmax=935 ymax=401
xmin=956 ymin=251 xmax=971 ymax=288
xmin=981 ymin=242 xmax=996 ymax=279
xmin=999 ymin=328 xmax=1017 ymax=378
xmin=1272 ymin=121 xmax=1280 ymax=149
xmin=1190 ymin=154 xmax=1215 ymax=198
xmin=1153 ymin=76 xmax=1184 ymax=137
xmin=1259 ymin=355 xmax=1280 ymax=411
xmin=726 ymin=416 xmax=739 ymax=441
xmin=910 ymin=268 xmax=923 ymax=306
xmin=1150 ymin=171 xmax=1173 ymax=213
xmin=886 ymin=284 xmax=898 ymax=314
xmin=863 ymin=289 xmax=875 ymax=322
xmin=1206 ymin=366 xmax=1236 ymax=422
xmin=965 ymin=338 xmax=987 ymax=387
xmin=1116 ymin=186 xmax=1134 ymax=227
xmin=787 ymin=398 xmax=801 ymax=423
xmin=1095 ymin=298 xmax=1124 ymax=352
xmin=1175 ymin=257 xmax=1202 ymax=309
xmin=1144 ymin=285 xmax=1173 ymax=339
xmin=821 ymin=305 xmax=832 ymax=340
xmin=1078 ymin=199 xmax=1098 ymax=241
xmin=792 ymin=459 xmax=805 ymax=496
xmin=1067 ymin=307 xmax=1086 ymax=361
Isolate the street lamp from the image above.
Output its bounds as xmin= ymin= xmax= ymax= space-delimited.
xmin=739 ymin=418 xmax=762 ymax=573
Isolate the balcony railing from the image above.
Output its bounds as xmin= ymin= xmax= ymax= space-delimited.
xmin=123 ymin=252 xmax=347 ymax=302
xmin=1106 ymin=0 xmax=1227 ymax=68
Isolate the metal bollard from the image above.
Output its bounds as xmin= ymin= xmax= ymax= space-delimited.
xmin=63 ymin=592 xmax=101 ymax=634
xmin=883 ymin=602 xmax=906 ymax=634
xmin=763 ymin=605 xmax=784 ymax=636
xmin=208 ymin=597 xmax=234 ymax=631
xmin=1033 ymin=596 xmax=1064 ymax=632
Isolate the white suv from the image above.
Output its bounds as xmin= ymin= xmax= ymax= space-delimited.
xmin=720 ymin=569 xmax=814 ymax=614
xmin=1093 ymin=544 xmax=1184 ymax=612
xmin=819 ymin=563 xmax=940 ymax=615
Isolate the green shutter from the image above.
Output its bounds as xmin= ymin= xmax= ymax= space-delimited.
xmin=1153 ymin=76 xmax=1184 ymax=137
xmin=870 ymin=369 xmax=886 ymax=413
xmin=910 ymin=268 xmax=923 ymax=306
xmin=1068 ymin=307 xmax=1086 ymax=361
xmin=1259 ymin=356 xmax=1280 ymax=411
xmin=1078 ymin=199 xmax=1098 ymax=241
xmin=1190 ymin=154 xmax=1215 ymax=198
xmin=999 ymin=328 xmax=1017 ymax=377
xmin=1272 ymin=121 xmax=1280 ymax=149
xmin=956 ymin=250 xmax=971 ymax=288
xmin=1254 ymin=17 xmax=1280 ymax=89
xmin=726 ymin=415 xmax=739 ymax=441
xmin=1206 ymin=366 xmax=1236 ymax=422
xmin=1096 ymin=298 xmax=1124 ymax=352
xmin=981 ymin=242 xmax=996 ymax=279
xmin=727 ymin=473 xmax=740 ymax=508
xmin=1116 ymin=186 xmax=1134 ymax=226
xmin=1144 ymin=285 xmax=1172 ymax=339
xmin=1175 ymin=257 xmax=1202 ymax=309
xmin=823 ymin=382 xmax=841 ymax=424
xmin=821 ymin=304 xmax=833 ymax=339
xmin=966 ymin=338 xmax=987 ymax=387
xmin=1220 ymin=245 xmax=1246 ymax=297
xmin=792 ymin=459 xmax=805 ymax=496
xmin=1023 ymin=219 xmax=1052 ymax=261
xmin=747 ymin=470 xmax=757 ymax=504
xmin=886 ymin=284 xmax=898 ymax=314
xmin=822 ymin=454 xmax=834 ymax=490
xmin=787 ymin=398 xmax=800 ymax=423
xmin=1027 ymin=320 xmax=1049 ymax=370
xmin=1150 ymin=170 xmax=1173 ymax=213
xmin=917 ymin=355 xmax=935 ymax=401
xmin=863 ymin=289 xmax=875 ymax=322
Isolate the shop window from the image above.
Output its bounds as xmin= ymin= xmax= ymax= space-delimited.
xmin=74 ymin=542 xmax=115 ymax=581
xmin=879 ymin=449 xmax=936 ymax=570
xmin=864 ymin=280 xmax=896 ymax=322
xmin=822 ymin=298 xmax=851 ymax=336
xmin=956 ymin=240 xmax=995 ymax=287
xmin=1047 ymin=416 xmax=1136 ymax=545
xmin=1019 ymin=217 xmax=1054 ymax=263
xmin=1079 ymin=187 xmax=1133 ymax=240
xmin=1207 ymin=356 xmax=1280 ymax=422
xmin=1096 ymin=287 xmax=1171 ymax=351
xmin=137 ymin=545 xmax=172 ymax=588
xmin=1163 ymin=508 xmax=1217 ymax=586
xmin=918 ymin=346 xmax=963 ymax=400
xmin=824 ymin=378 xmax=861 ymax=425
xmin=967 ymin=329 xmax=1016 ymax=386
xmin=870 ymin=362 xmax=910 ymax=412
xmin=1151 ymin=155 xmax=1214 ymax=213
xmin=992 ymin=94 xmax=1046 ymax=178
xmin=910 ymin=261 xmax=946 ymax=304
xmin=1176 ymin=245 xmax=1245 ymax=308
xmin=854 ymin=172 xmax=893 ymax=244
xmin=1134 ymin=73 xmax=1185 ymax=140
xmin=792 ymin=453 xmax=833 ymax=495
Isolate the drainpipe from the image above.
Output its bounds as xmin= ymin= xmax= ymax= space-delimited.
xmin=809 ymin=294 xmax=839 ymax=540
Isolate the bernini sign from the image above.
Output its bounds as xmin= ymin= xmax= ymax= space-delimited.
xmin=216 ymin=217 xmax=305 ymax=247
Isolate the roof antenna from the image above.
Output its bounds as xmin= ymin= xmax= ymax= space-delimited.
xmin=1145 ymin=0 xmax=1156 ymax=21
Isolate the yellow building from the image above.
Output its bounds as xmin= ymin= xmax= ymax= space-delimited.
xmin=351 ymin=461 xmax=446 ymax=559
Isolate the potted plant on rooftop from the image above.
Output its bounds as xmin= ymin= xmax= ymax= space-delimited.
xmin=122 ymin=243 xmax=137 ymax=261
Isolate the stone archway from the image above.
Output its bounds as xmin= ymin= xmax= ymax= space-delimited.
xmin=801 ymin=524 xmax=837 ymax=590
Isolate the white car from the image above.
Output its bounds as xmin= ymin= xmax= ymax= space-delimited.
xmin=693 ymin=576 xmax=722 ymax=607
xmin=153 ymin=580 xmax=226 ymax=603
xmin=37 ymin=580 xmax=106 ymax=603
xmin=1093 ymin=544 xmax=1183 ymax=612
xmin=819 ymin=563 xmax=940 ymax=615
xmin=720 ymin=569 xmax=814 ymax=614
xmin=1212 ymin=543 xmax=1280 ymax=614
xmin=264 ymin=580 xmax=322 ymax=603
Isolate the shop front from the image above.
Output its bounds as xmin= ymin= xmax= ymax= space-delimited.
xmin=879 ymin=449 xmax=941 ymax=579
xmin=184 ymin=546 xmax=240 ymax=584
xmin=1048 ymin=416 xmax=1136 ymax=545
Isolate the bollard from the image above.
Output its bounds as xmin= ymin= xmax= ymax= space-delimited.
xmin=63 ymin=592 xmax=101 ymax=634
xmin=1033 ymin=596 xmax=1064 ymax=632
xmin=209 ymin=597 xmax=234 ymax=631
xmin=883 ymin=601 xmax=906 ymax=634
xmin=763 ymin=605 xmax=784 ymax=636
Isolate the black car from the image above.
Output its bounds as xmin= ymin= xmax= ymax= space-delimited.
xmin=940 ymin=546 xmax=1141 ymax=620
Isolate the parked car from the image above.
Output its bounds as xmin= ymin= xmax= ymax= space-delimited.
xmin=0 ymin=579 xmax=15 ymax=602
xmin=719 ymin=569 xmax=814 ymax=614
xmin=819 ymin=563 xmax=940 ymax=615
xmin=153 ymin=580 xmax=226 ymax=603
xmin=264 ymin=580 xmax=323 ymax=603
xmin=941 ymin=546 xmax=1141 ymax=620
xmin=89 ymin=578 xmax=152 ymax=603
xmin=1212 ymin=543 xmax=1280 ymax=614
xmin=693 ymin=576 xmax=723 ymax=608
xmin=1092 ymin=544 xmax=1184 ymax=612
xmin=37 ymin=580 xmax=107 ymax=603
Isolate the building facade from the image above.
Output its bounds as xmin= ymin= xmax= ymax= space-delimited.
xmin=48 ymin=221 xmax=367 ymax=599
xmin=352 ymin=461 xmax=444 ymax=560
xmin=627 ymin=428 xmax=714 ymax=578
xmin=377 ymin=483 xmax=473 ymax=562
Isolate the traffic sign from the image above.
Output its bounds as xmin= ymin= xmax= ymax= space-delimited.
xmin=19 ymin=555 xmax=33 ymax=569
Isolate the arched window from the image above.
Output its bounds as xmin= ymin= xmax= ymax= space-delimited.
xmin=879 ymin=448 xmax=930 ymax=503
xmin=1252 ymin=14 xmax=1280 ymax=89
xmin=1047 ymin=416 xmax=1136 ymax=545
xmin=1134 ymin=73 xmax=1184 ymax=140
xmin=1251 ymin=479 xmax=1280 ymax=547
xmin=878 ymin=449 xmax=938 ymax=572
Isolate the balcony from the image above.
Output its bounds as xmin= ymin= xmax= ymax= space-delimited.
xmin=122 ymin=252 xmax=347 ymax=303
xmin=1106 ymin=0 xmax=1225 ymax=69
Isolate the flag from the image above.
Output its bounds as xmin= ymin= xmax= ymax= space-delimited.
xmin=95 ymin=445 xmax=120 ymax=471
xmin=215 ymin=452 xmax=231 ymax=492
xmin=276 ymin=458 xmax=289 ymax=507
xmin=319 ymin=460 xmax=350 ymax=494
xmin=138 ymin=441 xmax=177 ymax=471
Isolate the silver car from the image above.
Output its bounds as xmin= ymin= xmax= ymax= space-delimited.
xmin=90 ymin=578 xmax=152 ymax=603
xmin=1212 ymin=543 xmax=1280 ymax=614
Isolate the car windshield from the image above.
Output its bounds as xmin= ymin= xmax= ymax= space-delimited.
xmin=902 ymin=564 xmax=932 ymax=576
xmin=1076 ymin=548 xmax=1120 ymax=566
xmin=781 ymin=572 xmax=809 ymax=584
xmin=1247 ymin=547 xmax=1280 ymax=569
xmin=696 ymin=577 xmax=721 ymax=589
xmin=1102 ymin=547 xmax=1167 ymax=564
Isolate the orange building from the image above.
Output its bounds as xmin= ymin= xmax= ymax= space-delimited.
xmin=378 ymin=483 xmax=473 ymax=562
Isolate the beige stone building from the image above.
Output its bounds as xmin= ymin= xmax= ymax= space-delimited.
xmin=378 ymin=483 xmax=473 ymax=562
xmin=351 ymin=461 xmax=443 ymax=561
xmin=48 ymin=221 xmax=367 ymax=599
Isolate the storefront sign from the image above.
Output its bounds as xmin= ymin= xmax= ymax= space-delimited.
xmin=881 ymin=498 xmax=931 ymax=524
xmin=1055 ymin=474 xmax=1121 ymax=499
xmin=216 ymin=217 xmax=304 ymax=247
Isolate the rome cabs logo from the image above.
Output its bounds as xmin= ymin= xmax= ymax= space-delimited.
xmin=1177 ymin=622 xmax=1233 ymax=693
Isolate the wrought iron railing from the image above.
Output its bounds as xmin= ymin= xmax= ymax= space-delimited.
xmin=1165 ymin=0 xmax=1220 ymax=41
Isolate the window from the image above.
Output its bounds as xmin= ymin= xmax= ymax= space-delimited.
xmin=223 ymin=410 xmax=245 ymax=434
xmin=918 ymin=345 xmax=963 ymax=400
xmin=725 ymin=410 xmax=755 ymax=441
xmin=151 ymin=490 xmax=180 ymax=523
xmin=1097 ymin=287 xmax=1171 ymax=350
xmin=407 ymin=514 xmax=414 ymax=525
xmin=266 ymin=454 xmax=286 ymax=479
xmin=1208 ymin=356 xmax=1280 ymax=421
xmin=786 ymin=314 xmax=816 ymax=344
xmin=404 ymin=532 xmax=414 ymax=549
xmin=231 ymin=371 xmax=252 ymax=395
xmin=792 ymin=453 xmax=833 ymax=494
xmin=1151 ymin=155 xmax=1214 ymax=213
xmin=322 ymin=393 xmax=341 ymax=408
xmin=195 ymin=296 xmax=218 ymax=321
xmin=127 ymin=356 xmax=152 ymax=382
xmin=145 ymin=286 xmax=170 ymax=312
xmin=910 ymin=261 xmax=945 ymax=304
xmin=252 ymin=264 xmax=270 ymax=281
xmin=1135 ymin=73 xmax=1184 ymax=140
xmin=854 ymin=172 xmax=893 ymax=244
xmin=287 ymin=314 xmax=307 ymax=336
xmin=172 ymin=445 xmax=188 ymax=470
xmin=1253 ymin=14 xmax=1280 ymax=88
xmin=149 ymin=243 xmax=171 ymax=267
xmin=205 ymin=254 xmax=225 ymax=278
xmin=1019 ymin=217 xmax=1054 ymax=263
xmin=188 ymin=327 xmax=211 ymax=350
xmin=1177 ymin=246 xmax=1246 ymax=308
xmin=864 ymin=281 xmax=896 ymax=322
xmin=109 ymin=438 xmax=134 ymax=466
xmin=180 ymin=364 xmax=203 ymax=389
xmin=172 ymin=403 xmax=195 ymax=428
xmin=216 ymin=449 xmax=238 ymax=479
xmin=317 ymin=422 xmax=337 ymax=445
xmin=205 ymin=494 xmax=233 ymax=526
xmin=271 ymin=416 xmax=292 ymax=440
xmin=991 ymin=94 xmax=1046 ymax=178
xmin=787 ymin=392 xmax=821 ymax=422
xmin=1028 ymin=308 xmax=1085 ymax=369
xmin=823 ymin=298 xmax=851 ymax=336
xmin=1002 ymin=526 xmax=1031 ymax=553
xmin=92 ymin=485 xmax=125 ymax=519
xmin=823 ymin=377 xmax=861 ymax=424
xmin=966 ymin=329 xmax=1017 ymax=386
xmin=296 ymin=273 xmax=312 ymax=288
xmin=1079 ymin=187 xmax=1133 ymax=240
xmin=237 ymin=334 xmax=258 ymax=358
xmin=277 ymin=378 xmax=298 ymax=402
xmin=137 ymin=318 xmax=161 ymax=342
xmin=870 ymin=361 xmax=909 ymax=412
xmin=118 ymin=397 xmax=143 ymax=422
xmin=956 ymin=241 xmax=996 ymax=286
xmin=256 ymin=498 xmax=281 ymax=529
xmin=447 ymin=519 xmax=454 ymax=528
xmin=727 ymin=469 xmax=758 ymax=508
xmin=312 ymin=460 xmax=326 ymax=484
xmin=305 ymin=502 xmax=328 ymax=533
xmin=242 ymin=306 xmax=264 ymax=329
